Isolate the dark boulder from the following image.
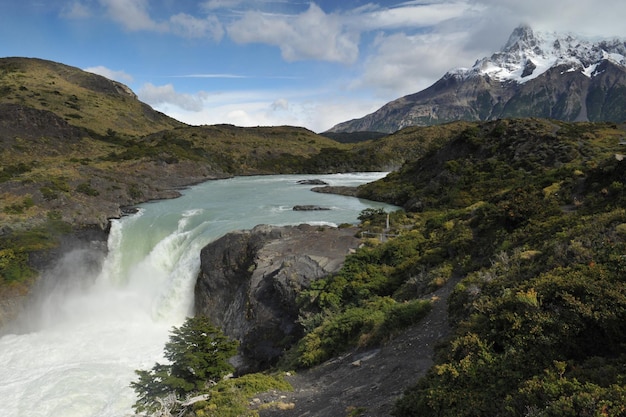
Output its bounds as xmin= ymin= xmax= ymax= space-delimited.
xmin=296 ymin=179 xmax=328 ymax=185
xmin=194 ymin=224 xmax=360 ymax=373
xmin=292 ymin=205 xmax=330 ymax=211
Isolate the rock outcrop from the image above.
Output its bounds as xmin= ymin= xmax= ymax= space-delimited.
xmin=194 ymin=224 xmax=361 ymax=373
xmin=311 ymin=185 xmax=359 ymax=197
xmin=292 ymin=205 xmax=330 ymax=211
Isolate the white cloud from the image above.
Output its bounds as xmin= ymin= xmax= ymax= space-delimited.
xmin=351 ymin=30 xmax=481 ymax=98
xmin=271 ymin=98 xmax=289 ymax=111
xmin=227 ymin=3 xmax=359 ymax=63
xmin=98 ymin=0 xmax=167 ymax=32
xmin=83 ymin=66 xmax=134 ymax=83
xmin=137 ymin=82 xmax=382 ymax=132
xmin=60 ymin=1 xmax=91 ymax=19
xmin=201 ymin=0 xmax=244 ymax=11
xmin=138 ymin=83 xmax=206 ymax=112
xmin=169 ymin=13 xmax=224 ymax=40
xmin=347 ymin=1 xmax=474 ymax=32
xmin=466 ymin=0 xmax=626 ymax=42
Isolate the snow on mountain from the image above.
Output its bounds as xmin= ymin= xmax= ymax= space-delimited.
xmin=451 ymin=25 xmax=626 ymax=84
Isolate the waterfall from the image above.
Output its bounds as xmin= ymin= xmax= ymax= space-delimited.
xmin=0 ymin=173 xmax=396 ymax=417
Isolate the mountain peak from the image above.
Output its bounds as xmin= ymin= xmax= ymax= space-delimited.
xmin=503 ymin=24 xmax=536 ymax=51
xmin=455 ymin=25 xmax=626 ymax=84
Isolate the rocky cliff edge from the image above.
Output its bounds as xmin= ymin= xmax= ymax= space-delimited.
xmin=194 ymin=224 xmax=361 ymax=373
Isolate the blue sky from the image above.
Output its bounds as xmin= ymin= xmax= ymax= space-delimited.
xmin=1 ymin=1 xmax=625 ymax=132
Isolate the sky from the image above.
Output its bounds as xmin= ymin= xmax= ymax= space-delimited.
xmin=1 ymin=1 xmax=626 ymax=132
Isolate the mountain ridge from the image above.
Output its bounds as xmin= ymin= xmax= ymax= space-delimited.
xmin=328 ymin=25 xmax=626 ymax=133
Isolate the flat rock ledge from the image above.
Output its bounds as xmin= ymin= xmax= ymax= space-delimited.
xmin=292 ymin=205 xmax=330 ymax=211
xmin=311 ymin=185 xmax=359 ymax=197
xmin=194 ymin=224 xmax=361 ymax=373
xmin=296 ymin=179 xmax=328 ymax=185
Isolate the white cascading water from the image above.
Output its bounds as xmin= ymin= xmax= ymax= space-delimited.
xmin=0 ymin=173 xmax=396 ymax=417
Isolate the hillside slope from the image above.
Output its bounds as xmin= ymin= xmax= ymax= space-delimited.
xmin=255 ymin=118 xmax=626 ymax=416
xmin=0 ymin=58 xmax=363 ymax=231
xmin=0 ymin=57 xmax=184 ymax=136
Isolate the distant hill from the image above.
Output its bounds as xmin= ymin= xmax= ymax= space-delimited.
xmin=328 ymin=25 xmax=626 ymax=133
xmin=320 ymin=131 xmax=387 ymax=143
xmin=0 ymin=57 xmax=184 ymax=136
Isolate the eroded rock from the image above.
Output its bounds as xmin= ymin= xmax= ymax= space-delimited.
xmin=194 ymin=224 xmax=360 ymax=373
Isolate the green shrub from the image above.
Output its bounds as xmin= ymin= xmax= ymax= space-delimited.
xmin=295 ymin=298 xmax=431 ymax=368
xmin=3 ymin=196 xmax=34 ymax=214
xmin=40 ymin=186 xmax=59 ymax=200
xmin=0 ymin=162 xmax=32 ymax=182
xmin=76 ymin=182 xmax=99 ymax=196
xmin=0 ymin=248 xmax=35 ymax=283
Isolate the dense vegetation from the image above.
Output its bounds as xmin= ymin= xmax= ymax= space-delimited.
xmin=350 ymin=119 xmax=626 ymax=416
xmin=132 ymin=119 xmax=626 ymax=416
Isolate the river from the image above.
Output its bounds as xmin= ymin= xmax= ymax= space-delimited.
xmin=0 ymin=173 xmax=397 ymax=417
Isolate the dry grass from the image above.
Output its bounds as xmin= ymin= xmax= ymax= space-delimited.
xmin=0 ymin=57 xmax=183 ymax=135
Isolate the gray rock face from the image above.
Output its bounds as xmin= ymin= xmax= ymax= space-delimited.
xmin=194 ymin=224 xmax=361 ymax=373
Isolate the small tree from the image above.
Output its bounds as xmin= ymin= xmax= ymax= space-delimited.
xmin=131 ymin=316 xmax=238 ymax=415
xmin=358 ymin=208 xmax=387 ymax=225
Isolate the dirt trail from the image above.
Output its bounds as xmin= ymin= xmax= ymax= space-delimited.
xmin=256 ymin=277 xmax=456 ymax=417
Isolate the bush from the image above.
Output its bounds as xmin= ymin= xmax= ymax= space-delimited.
xmin=295 ymin=298 xmax=431 ymax=368
xmin=76 ymin=182 xmax=99 ymax=196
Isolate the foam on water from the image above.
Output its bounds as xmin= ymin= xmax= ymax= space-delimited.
xmin=0 ymin=173 xmax=396 ymax=417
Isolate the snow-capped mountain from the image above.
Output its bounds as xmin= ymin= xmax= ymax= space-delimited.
xmin=460 ymin=25 xmax=626 ymax=83
xmin=328 ymin=25 xmax=626 ymax=134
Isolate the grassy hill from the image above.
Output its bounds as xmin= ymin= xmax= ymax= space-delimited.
xmin=0 ymin=57 xmax=183 ymax=136
xmin=0 ymin=58 xmax=361 ymax=230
